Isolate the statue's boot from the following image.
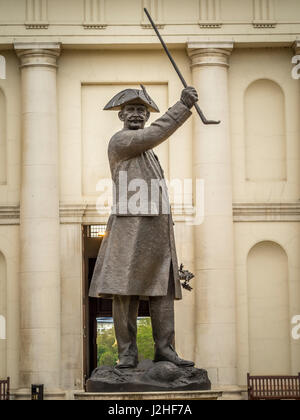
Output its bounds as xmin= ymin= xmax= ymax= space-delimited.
xmin=115 ymin=356 xmax=138 ymax=369
xmin=149 ymin=277 xmax=195 ymax=368
xmin=113 ymin=295 xmax=139 ymax=369
xmin=154 ymin=344 xmax=195 ymax=367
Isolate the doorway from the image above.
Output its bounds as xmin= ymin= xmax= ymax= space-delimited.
xmin=82 ymin=225 xmax=150 ymax=383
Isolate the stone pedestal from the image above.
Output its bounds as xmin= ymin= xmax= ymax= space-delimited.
xmin=74 ymin=387 xmax=246 ymax=401
xmin=74 ymin=390 xmax=223 ymax=401
xmin=86 ymin=361 xmax=211 ymax=393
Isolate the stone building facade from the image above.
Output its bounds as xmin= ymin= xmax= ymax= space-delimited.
xmin=0 ymin=0 xmax=300 ymax=399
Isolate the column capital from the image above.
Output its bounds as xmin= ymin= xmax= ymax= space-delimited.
xmin=187 ymin=41 xmax=234 ymax=68
xmin=14 ymin=42 xmax=61 ymax=69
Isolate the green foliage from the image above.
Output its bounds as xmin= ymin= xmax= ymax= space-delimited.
xmin=97 ymin=318 xmax=154 ymax=366
xmin=136 ymin=318 xmax=154 ymax=361
xmin=99 ymin=351 xmax=118 ymax=366
xmin=97 ymin=326 xmax=118 ymax=367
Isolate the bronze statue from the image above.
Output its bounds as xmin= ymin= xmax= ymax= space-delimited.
xmin=89 ymin=85 xmax=198 ymax=369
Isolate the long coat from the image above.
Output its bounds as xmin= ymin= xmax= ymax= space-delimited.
xmin=89 ymin=101 xmax=192 ymax=300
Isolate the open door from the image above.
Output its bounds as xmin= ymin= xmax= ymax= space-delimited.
xmin=82 ymin=225 xmax=150 ymax=385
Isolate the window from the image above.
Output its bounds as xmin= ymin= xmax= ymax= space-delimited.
xmin=87 ymin=225 xmax=107 ymax=238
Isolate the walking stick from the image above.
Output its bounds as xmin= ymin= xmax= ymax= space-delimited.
xmin=144 ymin=8 xmax=220 ymax=125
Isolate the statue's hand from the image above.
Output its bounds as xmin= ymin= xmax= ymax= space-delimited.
xmin=180 ymin=87 xmax=198 ymax=109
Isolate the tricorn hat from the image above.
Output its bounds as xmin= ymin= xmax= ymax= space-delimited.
xmin=103 ymin=85 xmax=160 ymax=113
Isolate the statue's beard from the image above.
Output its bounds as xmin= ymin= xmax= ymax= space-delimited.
xmin=127 ymin=119 xmax=145 ymax=130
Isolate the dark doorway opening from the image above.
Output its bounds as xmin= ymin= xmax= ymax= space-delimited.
xmin=83 ymin=226 xmax=150 ymax=383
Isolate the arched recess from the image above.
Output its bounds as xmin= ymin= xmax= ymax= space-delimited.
xmin=0 ymin=251 xmax=7 ymax=378
xmin=0 ymin=88 xmax=7 ymax=185
xmin=247 ymin=241 xmax=290 ymax=375
xmin=244 ymin=79 xmax=287 ymax=181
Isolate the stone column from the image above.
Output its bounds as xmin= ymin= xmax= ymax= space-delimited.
xmin=15 ymin=43 xmax=61 ymax=391
xmin=187 ymin=42 xmax=237 ymax=385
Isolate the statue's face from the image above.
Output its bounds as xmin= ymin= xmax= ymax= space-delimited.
xmin=119 ymin=104 xmax=150 ymax=130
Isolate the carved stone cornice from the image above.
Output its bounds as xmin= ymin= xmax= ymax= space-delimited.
xmin=1 ymin=203 xmax=300 ymax=225
xmin=60 ymin=203 xmax=88 ymax=224
xmin=252 ymin=22 xmax=276 ymax=28
xmin=60 ymin=202 xmax=199 ymax=224
xmin=14 ymin=43 xmax=61 ymax=69
xmin=59 ymin=202 xmax=300 ymax=223
xmin=60 ymin=203 xmax=112 ymax=224
xmin=0 ymin=206 xmax=20 ymax=225
xmin=83 ymin=23 xmax=107 ymax=29
xmin=233 ymin=203 xmax=300 ymax=222
xmin=187 ymin=42 xmax=234 ymax=68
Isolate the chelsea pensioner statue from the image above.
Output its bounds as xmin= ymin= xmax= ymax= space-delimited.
xmin=89 ymin=85 xmax=198 ymax=370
